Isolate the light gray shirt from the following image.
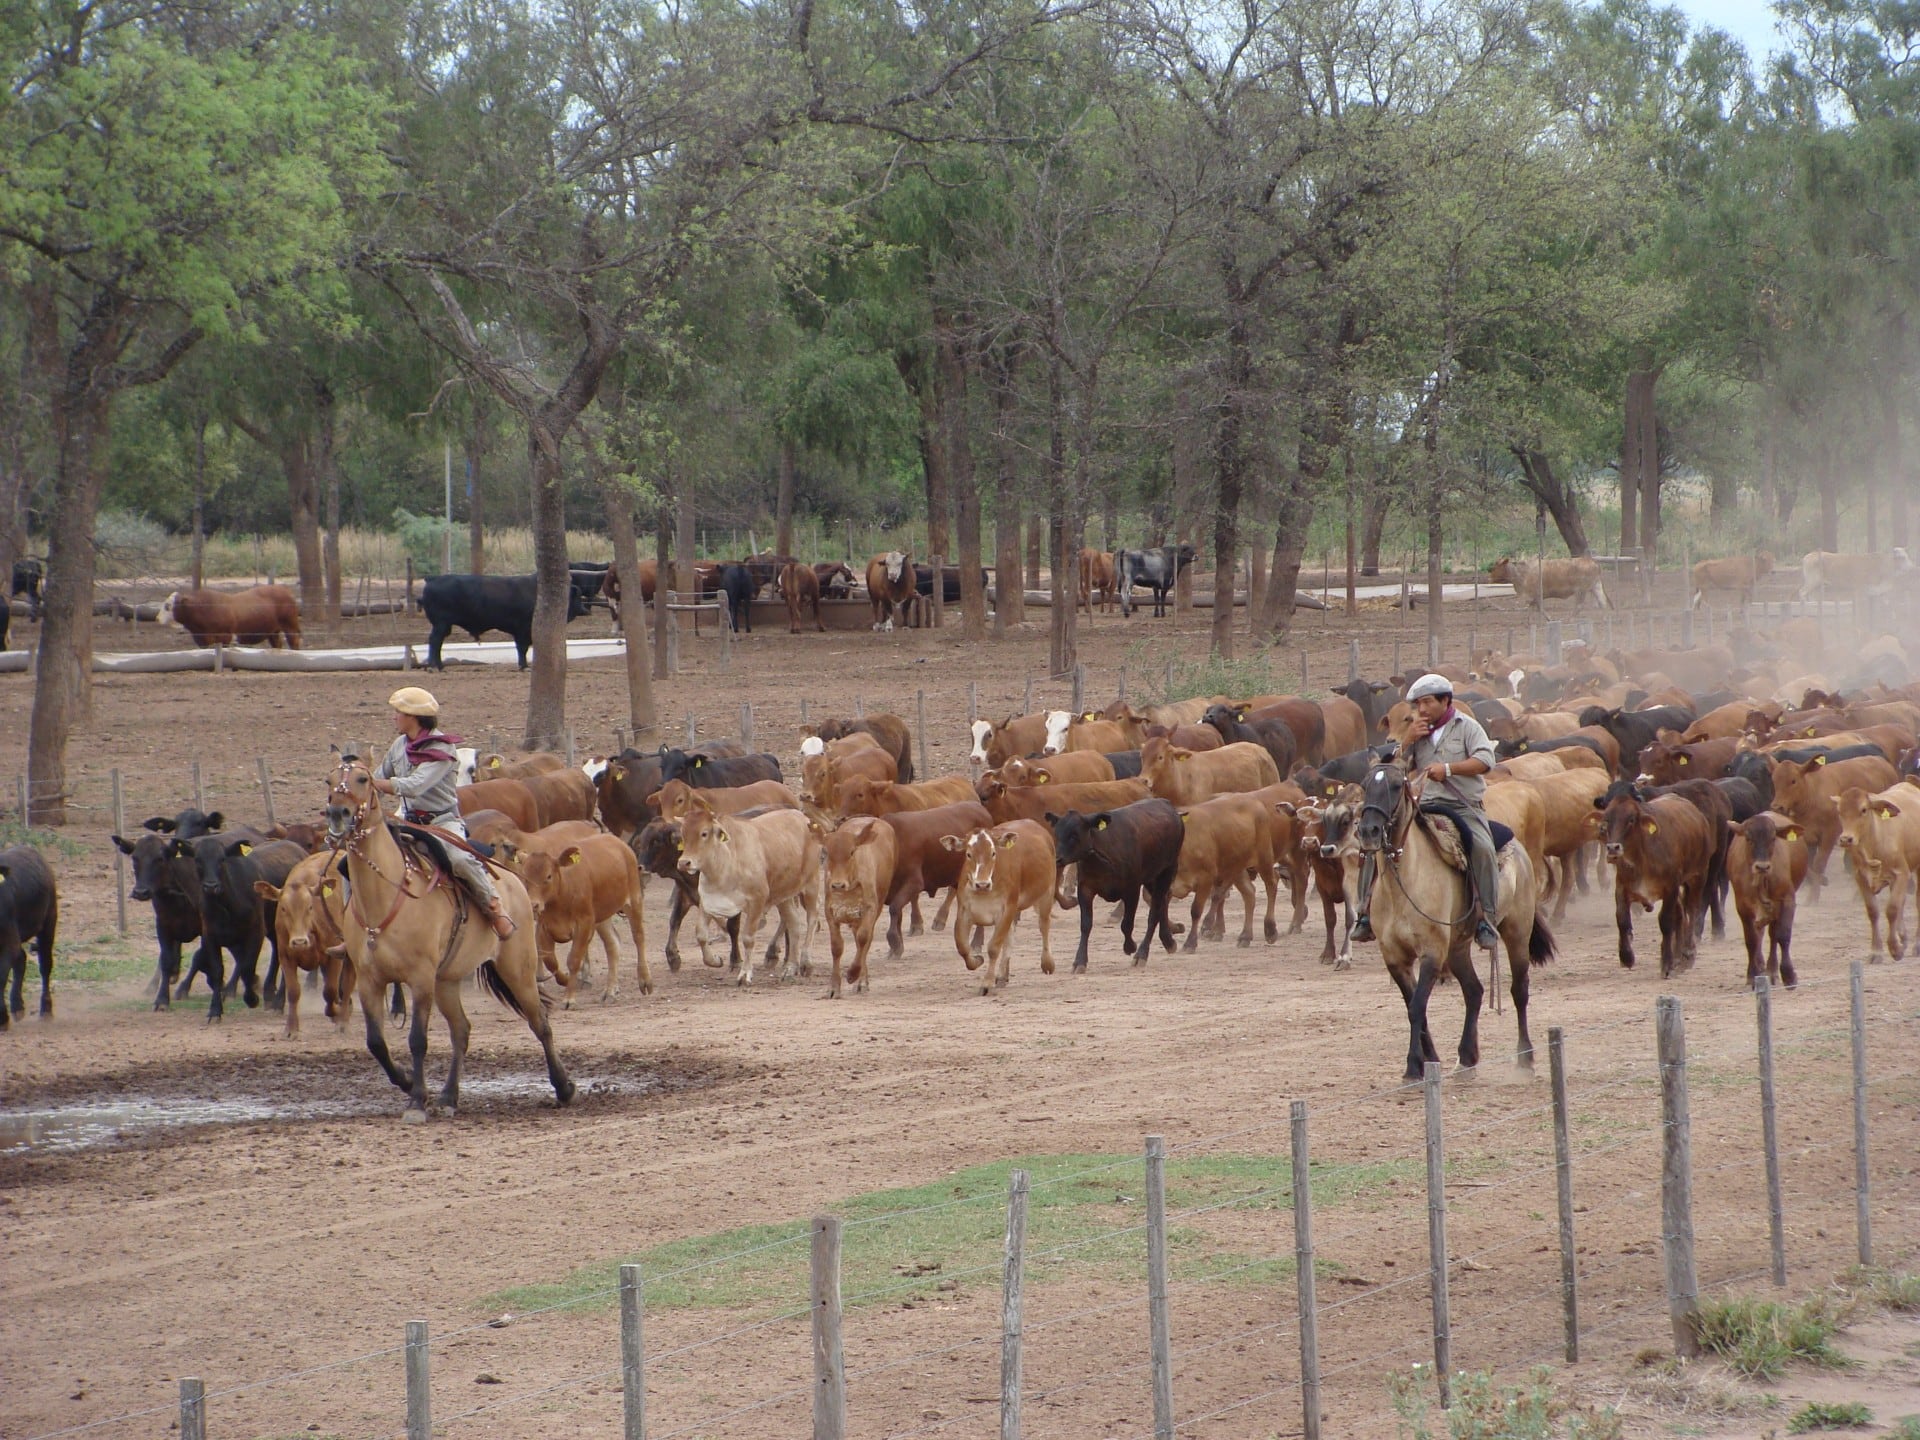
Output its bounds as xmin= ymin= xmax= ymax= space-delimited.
xmin=1409 ymin=709 xmax=1498 ymax=808
xmin=375 ymin=736 xmax=461 ymax=825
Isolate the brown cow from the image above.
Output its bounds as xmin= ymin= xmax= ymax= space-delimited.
xmin=977 ymin=775 xmax=1152 ymax=826
xmin=1244 ymin=698 xmax=1328 ymax=764
xmin=1486 ymin=711 xmax=1581 ymax=746
xmin=866 ymin=550 xmax=916 ymax=631
xmin=1592 ymin=787 xmax=1716 ymax=977
xmin=517 ymin=835 xmax=650 ymax=1005
xmin=161 ymin=585 xmax=302 ymax=648
xmin=1799 ymin=548 xmax=1914 ymax=602
xmin=1690 ymin=553 xmax=1773 ymax=608
xmin=800 ymin=746 xmax=896 ymax=817
xmin=1141 ymin=738 xmax=1281 ymax=804
xmin=1247 ymin=780 xmax=1312 ymax=934
xmin=675 ymin=804 xmax=820 ymax=986
xmin=998 ymin=752 xmax=1116 ymax=787
xmin=816 ymin=818 xmax=897 ymax=997
xmin=1770 ymin=753 xmax=1899 ymax=889
xmin=1520 ymin=768 xmax=1610 ymax=921
xmin=1727 ymin=812 xmax=1808 ymax=987
xmin=1102 ymin=697 xmax=1223 ymax=729
xmin=1045 ymin=713 xmax=1138 ymax=754
xmin=877 ymin=801 xmax=993 ymax=961
xmin=523 ymin=768 xmax=597 ymax=827
xmin=1833 ymin=783 xmax=1920 ymax=961
xmin=1319 ymin=696 xmax=1367 ymax=759
xmin=1169 ymin=793 xmax=1279 ymax=949
xmin=1611 ymin=645 xmax=1736 ymax=694
xmin=1681 ymin=701 xmax=1762 ymax=743
xmin=472 ymin=751 xmax=567 ymax=782
xmin=1488 ymin=556 xmax=1609 ymax=609
xmin=654 ymin=777 xmax=799 ymax=822
xmin=968 ymin=713 xmax=1052 ymax=770
xmin=1139 ymin=722 xmax=1224 ymax=752
xmin=813 ymin=561 xmax=856 ymax=599
xmin=456 ymin=777 xmax=540 ymax=833
xmin=1279 ymin=792 xmax=1363 ymax=967
xmin=777 ymin=561 xmax=825 ymax=633
xmin=252 ymin=852 xmax=348 ymax=1037
xmin=812 ymin=714 xmax=915 ymax=783
xmin=836 ymin=774 xmax=978 ymax=819
xmin=1077 ymin=548 xmax=1117 ymax=616
xmin=1638 ymin=737 xmax=1739 ymax=787
xmin=941 ymin=820 xmax=1057 ymax=992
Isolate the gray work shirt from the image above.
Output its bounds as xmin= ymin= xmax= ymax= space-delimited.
xmin=375 ymin=735 xmax=462 ymax=827
xmin=1408 ymin=709 xmax=1498 ymax=808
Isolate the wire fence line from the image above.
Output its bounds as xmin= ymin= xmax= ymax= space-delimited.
xmin=23 ymin=962 xmax=1909 ymax=1440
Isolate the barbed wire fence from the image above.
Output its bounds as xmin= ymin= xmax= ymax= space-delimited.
xmin=14 ymin=961 xmax=1912 ymax=1440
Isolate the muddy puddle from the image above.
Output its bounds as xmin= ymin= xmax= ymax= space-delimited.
xmin=0 ymin=1071 xmax=662 ymax=1154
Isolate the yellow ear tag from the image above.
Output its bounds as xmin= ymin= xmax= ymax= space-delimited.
xmin=998 ymin=833 xmax=1017 ymax=849
xmin=566 ymin=851 xmax=581 ymax=865
xmin=1178 ymin=812 xmax=1188 ymax=824
xmin=1095 ymin=817 xmax=1109 ymax=830
xmin=1782 ymin=826 xmax=1799 ymax=841
xmin=1035 ymin=773 xmax=1050 ymax=784
xmin=1676 ymin=756 xmax=1688 ymax=766
xmin=321 ymin=882 xmax=335 ymax=897
xmin=1176 ymin=752 xmax=1190 ymax=762
xmin=239 ymin=843 xmax=253 ymax=855
xmin=1643 ymin=819 xmax=1658 ymax=835
xmin=1082 ymin=711 xmax=1098 ymax=721
xmin=1814 ymin=754 xmax=1826 ymax=765
xmin=612 ymin=767 xmax=626 ymax=781
xmin=488 ymin=757 xmax=502 ymax=769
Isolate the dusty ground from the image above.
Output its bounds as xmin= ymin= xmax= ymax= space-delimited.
xmin=3 ymin=586 xmax=1918 ymax=1440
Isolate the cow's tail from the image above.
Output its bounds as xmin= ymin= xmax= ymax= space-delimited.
xmin=477 ymin=958 xmax=553 ymax=1018
xmin=1527 ymin=911 xmax=1557 ymax=969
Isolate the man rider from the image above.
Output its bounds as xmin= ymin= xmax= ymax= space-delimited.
xmin=1350 ymin=673 xmax=1501 ymax=952
xmin=369 ymin=686 xmax=516 ymax=938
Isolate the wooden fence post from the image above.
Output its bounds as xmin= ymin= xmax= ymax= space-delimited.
xmin=179 ymin=1377 xmax=205 ymax=1440
xmin=740 ymin=702 xmax=755 ymax=750
xmin=1027 ymin=676 xmax=1037 ymax=715
xmin=1549 ymin=1027 xmax=1578 ymax=1362
xmin=812 ymin=1215 xmax=847 ymax=1440
xmin=718 ymin=591 xmax=732 ymax=670
xmin=1348 ymin=639 xmax=1360 ymax=685
xmin=1424 ymin=1061 xmax=1453 ymax=1406
xmin=621 ymin=1263 xmax=646 ymax=1440
xmin=1754 ymin=975 xmax=1787 ymax=1286
xmin=565 ymin=729 xmax=576 ymax=766
xmin=111 ymin=769 xmax=128 ymax=934
xmin=1392 ymin=638 xmax=1401 ymax=679
xmin=256 ymin=757 xmax=276 ymax=828
xmin=1546 ymin=620 xmax=1563 ymax=666
xmin=931 ymin=552 xmax=945 ymax=628
xmin=1656 ymin=996 xmax=1701 ymax=1356
xmin=193 ymin=760 xmax=206 ymax=816
xmin=1850 ymin=960 xmax=1872 ymax=1266
xmin=405 ymin=1318 xmax=431 ymax=1440
xmin=15 ymin=773 xmax=26 ymax=826
xmin=1291 ymin=1101 xmax=1321 ymax=1440
xmin=1001 ymin=1169 xmax=1029 ymax=1440
xmin=1071 ymin=664 xmax=1085 ymax=714
xmin=1161 ymin=661 xmax=1171 ymax=704
xmin=1300 ymin=649 xmax=1309 ymax=689
xmin=855 ymin=694 xmax=865 ymax=720
xmin=1145 ymin=1136 xmax=1174 ymax=1440
xmin=917 ymin=689 xmax=930 ymax=781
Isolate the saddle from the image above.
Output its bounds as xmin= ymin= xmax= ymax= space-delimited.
xmin=389 ymin=822 xmax=496 ymax=881
xmin=1415 ymin=809 xmax=1515 ymax=875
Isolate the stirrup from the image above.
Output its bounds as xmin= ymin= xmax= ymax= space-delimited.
xmin=1350 ymin=913 xmax=1375 ymax=943
xmin=1473 ymin=920 xmax=1499 ymax=951
xmin=487 ymin=904 xmax=517 ymax=938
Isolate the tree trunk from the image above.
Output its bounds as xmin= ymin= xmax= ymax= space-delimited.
xmin=318 ymin=387 xmax=342 ymax=629
xmin=1046 ymin=351 xmax=1076 ymax=677
xmin=467 ymin=415 xmax=486 ymax=574
xmin=990 ymin=348 xmax=1023 ymax=634
xmin=1360 ymin=474 xmax=1390 ymax=575
xmin=524 ymin=421 xmax=572 ymax=750
xmin=653 ymin=497 xmax=673 ymax=680
xmin=1879 ymin=372 xmax=1910 ymax=551
xmin=775 ymin=437 xmax=796 ymax=559
xmin=1025 ymin=513 xmax=1041 ymax=589
xmin=675 ymin=481 xmax=696 ymax=591
xmin=190 ymin=417 xmax=208 ymax=593
xmin=943 ymin=336 xmax=987 ymax=640
xmin=1424 ymin=400 xmax=1445 ymax=660
xmin=599 ymin=478 xmax=655 ymax=734
xmin=1624 ymin=369 xmax=1660 ymax=556
xmin=1210 ymin=313 xmax=1253 ymax=659
xmin=26 ymin=391 xmax=110 ymax=824
xmin=283 ymin=434 xmax=325 ymax=622
xmin=1513 ymin=448 xmax=1591 ymax=557
xmin=1818 ymin=461 xmax=1839 ymax=550
xmin=1258 ymin=466 xmax=1314 ymax=645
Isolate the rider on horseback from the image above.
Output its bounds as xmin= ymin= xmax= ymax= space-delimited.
xmin=369 ymin=686 xmax=516 ymax=939
xmin=1350 ymin=673 xmax=1501 ymax=952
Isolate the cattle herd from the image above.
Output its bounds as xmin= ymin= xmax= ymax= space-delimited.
xmin=5 ymin=545 xmax=1920 ymax=1110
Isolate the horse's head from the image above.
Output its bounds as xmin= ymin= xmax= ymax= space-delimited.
xmin=1354 ymin=759 xmax=1412 ymax=854
xmin=326 ymin=756 xmax=377 ymax=843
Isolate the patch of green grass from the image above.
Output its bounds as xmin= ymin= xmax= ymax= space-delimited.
xmin=1786 ymin=1400 xmax=1873 ymax=1432
xmin=484 ymin=1151 xmax=1420 ymax=1318
xmin=55 ymin=935 xmax=158 ymax=987
xmin=1887 ymin=1415 xmax=1920 ymax=1440
xmin=1136 ymin=642 xmax=1292 ymax=705
xmin=0 ymin=819 xmax=86 ymax=857
xmin=1852 ymin=1267 xmax=1920 ymax=1313
xmin=1693 ymin=1294 xmax=1852 ymax=1381
xmin=1387 ymin=1363 xmax=1622 ymax=1439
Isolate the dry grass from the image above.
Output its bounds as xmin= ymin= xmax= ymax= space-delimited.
xmin=91 ymin=526 xmax=612 ymax=582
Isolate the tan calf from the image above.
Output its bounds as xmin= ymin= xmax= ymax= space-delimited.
xmin=252 ymin=851 xmax=349 ymax=1037
xmin=1141 ymin=737 xmax=1280 ymax=804
xmin=654 ymin=776 xmax=800 ymax=822
xmin=941 ymin=821 xmax=1057 ymax=993
xmin=1833 ymin=783 xmax=1920 ymax=961
xmin=977 ymin=776 xmax=1151 ymax=826
xmin=1170 ymin=793 xmax=1279 ymax=950
xmin=1517 ymin=768 xmax=1610 ymax=921
xmin=676 ymin=805 xmax=821 ymax=986
xmin=517 ymin=834 xmax=650 ymax=1005
xmin=836 ymin=774 xmax=979 ymax=819
xmin=1769 ymin=754 xmax=1899 ymax=890
xmin=999 ymin=751 xmax=1115 ymax=787
xmin=523 ymin=767 xmax=598 ymax=826
xmin=817 ymin=818 xmax=898 ymax=997
xmin=1727 ymin=813 xmax=1809 ymax=987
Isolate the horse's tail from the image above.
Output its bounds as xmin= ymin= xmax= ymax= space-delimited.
xmin=1527 ymin=910 xmax=1558 ymax=969
xmin=477 ymin=958 xmax=552 ymax=1018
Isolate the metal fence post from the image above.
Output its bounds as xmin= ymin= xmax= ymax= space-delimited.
xmin=812 ymin=1215 xmax=846 ymax=1440
xmin=1145 ymin=1136 xmax=1174 ymax=1440
xmin=1850 ymin=960 xmax=1872 ymax=1266
xmin=1549 ymin=1028 xmax=1578 ymax=1361
xmin=1656 ymin=996 xmax=1700 ymax=1356
xmin=1291 ymin=1101 xmax=1321 ymax=1440
xmin=405 ymin=1318 xmax=431 ymax=1440
xmin=621 ymin=1263 xmax=646 ymax=1440
xmin=1754 ymin=975 xmax=1787 ymax=1286
xmin=1001 ymin=1170 xmax=1029 ymax=1440
xmin=1424 ymin=1062 xmax=1452 ymax=1405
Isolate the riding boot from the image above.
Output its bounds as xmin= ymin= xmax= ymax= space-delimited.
xmin=1469 ymin=846 xmax=1500 ymax=951
xmin=483 ymin=894 xmax=516 ymax=938
xmin=1350 ymin=854 xmax=1377 ymax=943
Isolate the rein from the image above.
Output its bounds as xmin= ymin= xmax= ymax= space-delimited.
xmin=328 ymin=762 xmax=440 ymax=948
xmin=1366 ymin=773 xmax=1472 ymax=932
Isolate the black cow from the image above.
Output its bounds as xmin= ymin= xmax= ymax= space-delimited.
xmin=111 ymin=830 xmax=205 ymax=1011
xmin=1333 ymin=677 xmax=1398 ymax=735
xmin=1116 ymin=544 xmax=1197 ymax=618
xmin=172 ymin=835 xmax=305 ymax=1020
xmin=1202 ymin=703 xmax=1299 ymax=776
xmin=0 ymin=845 xmax=58 ymax=1028
xmin=568 ymin=560 xmax=613 ymax=607
xmin=1577 ymin=704 xmax=1696 ymax=776
xmin=1765 ymin=741 xmax=1884 ymax=768
xmin=1494 ymin=732 xmax=1614 ymax=769
xmin=911 ymin=565 xmax=986 ymax=603
xmin=1712 ymin=776 xmax=1768 ymax=822
xmin=1049 ymin=800 xmax=1184 ymax=971
xmin=1291 ymin=744 xmax=1398 ymax=796
xmin=420 ymin=573 xmax=592 ymax=670
xmin=1105 ymin=750 xmax=1143 ymax=780
xmin=659 ymin=748 xmax=783 ymax=789
xmin=716 ymin=564 xmax=755 ymax=633
xmin=1726 ymin=750 xmax=1775 ymax=809
xmin=11 ymin=557 xmax=43 ymax=620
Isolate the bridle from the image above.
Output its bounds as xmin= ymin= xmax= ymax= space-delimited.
xmin=326 ymin=758 xmax=438 ymax=949
xmin=1359 ymin=762 xmax=1471 ymax=931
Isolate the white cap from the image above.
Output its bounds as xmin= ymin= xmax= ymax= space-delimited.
xmin=1405 ymin=673 xmax=1453 ymax=701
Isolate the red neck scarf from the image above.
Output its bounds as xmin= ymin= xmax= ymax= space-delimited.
xmin=404 ymin=729 xmax=461 ymax=767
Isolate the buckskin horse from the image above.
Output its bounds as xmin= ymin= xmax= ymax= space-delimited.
xmin=324 ymin=757 xmax=573 ymax=1121
xmin=1352 ymin=758 xmax=1556 ymax=1080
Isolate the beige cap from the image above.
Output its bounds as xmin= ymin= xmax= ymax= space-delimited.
xmin=387 ymin=686 xmax=441 ymax=717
